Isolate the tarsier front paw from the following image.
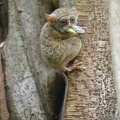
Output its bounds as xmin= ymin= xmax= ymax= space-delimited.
xmin=63 ymin=60 xmax=86 ymax=72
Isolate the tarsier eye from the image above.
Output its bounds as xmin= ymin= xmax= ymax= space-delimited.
xmin=60 ymin=19 xmax=67 ymax=26
xmin=70 ymin=17 xmax=75 ymax=23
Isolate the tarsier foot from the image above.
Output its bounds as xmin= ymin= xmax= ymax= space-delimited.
xmin=63 ymin=60 xmax=86 ymax=72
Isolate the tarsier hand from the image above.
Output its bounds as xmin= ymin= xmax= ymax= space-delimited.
xmin=40 ymin=8 xmax=85 ymax=72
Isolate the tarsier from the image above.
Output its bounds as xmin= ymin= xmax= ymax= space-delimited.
xmin=40 ymin=7 xmax=85 ymax=72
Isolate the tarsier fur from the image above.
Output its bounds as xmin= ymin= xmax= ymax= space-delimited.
xmin=40 ymin=8 xmax=83 ymax=71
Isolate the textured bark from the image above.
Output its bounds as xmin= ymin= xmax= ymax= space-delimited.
xmin=60 ymin=0 xmax=119 ymax=120
xmin=109 ymin=0 xmax=120 ymax=118
xmin=4 ymin=0 xmax=47 ymax=119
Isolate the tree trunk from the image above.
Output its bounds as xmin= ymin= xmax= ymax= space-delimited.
xmin=4 ymin=0 xmax=47 ymax=119
xmin=63 ymin=0 xmax=120 ymax=120
xmin=0 ymin=0 xmax=120 ymax=120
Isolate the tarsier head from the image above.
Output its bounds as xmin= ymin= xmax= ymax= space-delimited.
xmin=45 ymin=8 xmax=79 ymax=33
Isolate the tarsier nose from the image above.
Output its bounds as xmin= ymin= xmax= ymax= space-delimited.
xmin=68 ymin=23 xmax=72 ymax=28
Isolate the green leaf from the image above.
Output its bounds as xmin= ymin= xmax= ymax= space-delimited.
xmin=66 ymin=29 xmax=76 ymax=34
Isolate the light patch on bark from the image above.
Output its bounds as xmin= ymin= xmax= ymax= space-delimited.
xmin=109 ymin=0 xmax=120 ymax=118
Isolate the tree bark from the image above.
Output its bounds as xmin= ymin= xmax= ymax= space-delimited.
xmin=4 ymin=0 xmax=47 ymax=119
xmin=61 ymin=0 xmax=120 ymax=120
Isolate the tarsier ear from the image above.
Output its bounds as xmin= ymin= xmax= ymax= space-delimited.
xmin=45 ymin=14 xmax=57 ymax=23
